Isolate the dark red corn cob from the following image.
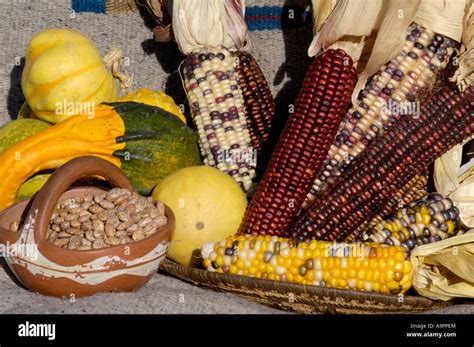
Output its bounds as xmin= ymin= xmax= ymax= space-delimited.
xmin=236 ymin=52 xmax=276 ymax=154
xmin=292 ymin=85 xmax=474 ymax=242
xmin=239 ymin=49 xmax=357 ymax=237
xmin=350 ymin=171 xmax=429 ymax=240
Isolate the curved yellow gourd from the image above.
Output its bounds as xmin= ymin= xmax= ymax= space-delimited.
xmin=118 ymin=88 xmax=187 ymax=123
xmin=21 ymin=28 xmax=117 ymax=124
xmin=0 ymin=106 xmax=125 ymax=210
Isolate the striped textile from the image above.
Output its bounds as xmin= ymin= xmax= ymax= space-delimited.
xmin=71 ymin=0 xmax=312 ymax=30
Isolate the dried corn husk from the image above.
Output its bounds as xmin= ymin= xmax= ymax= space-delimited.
xmin=435 ymin=139 xmax=474 ymax=228
xmin=414 ymin=0 xmax=468 ymax=42
xmin=170 ymin=0 xmax=250 ymax=55
xmin=411 ymin=232 xmax=474 ymax=301
xmin=312 ymin=0 xmax=338 ymax=33
xmin=449 ymin=1 xmax=473 ymax=91
xmin=309 ymin=0 xmax=470 ymax=102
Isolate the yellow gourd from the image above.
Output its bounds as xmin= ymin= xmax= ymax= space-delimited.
xmin=152 ymin=166 xmax=247 ymax=266
xmin=21 ymin=28 xmax=117 ymax=124
xmin=118 ymin=88 xmax=187 ymax=123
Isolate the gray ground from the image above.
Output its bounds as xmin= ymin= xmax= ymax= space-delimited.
xmin=0 ymin=0 xmax=472 ymax=314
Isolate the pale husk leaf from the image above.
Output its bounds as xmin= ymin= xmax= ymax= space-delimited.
xmin=312 ymin=0 xmax=338 ymax=34
xmin=435 ymin=139 xmax=474 ymax=228
xmin=171 ymin=0 xmax=249 ymax=55
xmin=411 ymin=232 xmax=474 ymax=301
xmin=414 ymin=0 xmax=468 ymax=42
xmin=449 ymin=1 xmax=473 ymax=91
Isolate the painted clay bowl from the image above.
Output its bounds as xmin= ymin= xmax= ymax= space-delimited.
xmin=0 ymin=156 xmax=174 ymax=297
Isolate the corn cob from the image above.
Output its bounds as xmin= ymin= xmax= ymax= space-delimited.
xmin=359 ymin=194 xmax=462 ymax=255
xmin=352 ymin=172 xmax=429 ymax=239
xmin=304 ymin=24 xmax=456 ymax=206
xmin=238 ymin=49 xmax=357 ymax=237
xmin=182 ymin=47 xmax=256 ymax=193
xmin=236 ymin=52 xmax=276 ymax=154
xmin=292 ymin=85 xmax=474 ymax=242
xmin=201 ymin=234 xmax=413 ymax=294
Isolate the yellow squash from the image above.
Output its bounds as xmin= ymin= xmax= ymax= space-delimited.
xmin=21 ymin=28 xmax=117 ymax=124
xmin=118 ymin=88 xmax=186 ymax=123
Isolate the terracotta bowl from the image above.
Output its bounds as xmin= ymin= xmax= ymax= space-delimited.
xmin=0 ymin=156 xmax=174 ymax=298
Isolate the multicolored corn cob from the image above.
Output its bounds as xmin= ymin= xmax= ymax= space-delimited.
xmin=304 ymin=24 xmax=456 ymax=206
xmin=236 ymin=52 xmax=276 ymax=154
xmin=352 ymin=172 xmax=429 ymax=239
xmin=182 ymin=47 xmax=256 ymax=193
xmin=359 ymin=194 xmax=462 ymax=254
xmin=292 ymin=85 xmax=474 ymax=242
xmin=201 ymin=234 xmax=413 ymax=294
xmin=238 ymin=49 xmax=357 ymax=237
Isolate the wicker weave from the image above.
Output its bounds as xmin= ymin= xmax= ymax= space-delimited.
xmin=161 ymin=260 xmax=450 ymax=314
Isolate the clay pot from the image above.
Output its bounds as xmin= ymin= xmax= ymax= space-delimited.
xmin=0 ymin=156 xmax=174 ymax=298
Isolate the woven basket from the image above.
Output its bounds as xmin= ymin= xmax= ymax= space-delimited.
xmin=161 ymin=260 xmax=450 ymax=314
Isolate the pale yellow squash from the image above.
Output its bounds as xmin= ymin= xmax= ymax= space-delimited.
xmin=21 ymin=28 xmax=117 ymax=124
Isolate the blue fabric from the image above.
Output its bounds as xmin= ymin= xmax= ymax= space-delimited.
xmin=72 ymin=0 xmax=106 ymax=14
xmin=70 ymin=2 xmax=312 ymax=30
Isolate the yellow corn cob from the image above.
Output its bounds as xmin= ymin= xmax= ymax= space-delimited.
xmin=201 ymin=234 xmax=413 ymax=294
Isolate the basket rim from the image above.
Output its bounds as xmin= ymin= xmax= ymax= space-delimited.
xmin=160 ymin=259 xmax=451 ymax=313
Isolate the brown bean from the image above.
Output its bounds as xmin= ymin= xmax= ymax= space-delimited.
xmin=60 ymin=221 xmax=70 ymax=231
xmin=80 ymin=201 xmax=92 ymax=211
xmin=53 ymin=238 xmax=69 ymax=248
xmin=125 ymin=203 xmax=136 ymax=213
xmin=53 ymin=216 xmax=64 ymax=224
xmin=139 ymin=217 xmax=153 ymax=228
xmin=130 ymin=213 xmax=141 ymax=223
xmin=117 ymin=211 xmax=130 ymax=222
xmin=113 ymin=194 xmax=129 ymax=206
xmin=92 ymin=238 xmax=107 ymax=249
xmin=127 ymin=223 xmax=139 ymax=233
xmin=98 ymin=211 xmax=109 ymax=222
xmin=48 ymin=231 xmax=58 ymax=242
xmin=156 ymin=201 xmax=165 ymax=216
xmin=51 ymin=224 xmax=61 ymax=232
xmin=106 ymin=214 xmax=120 ymax=228
xmin=155 ymin=216 xmax=167 ymax=228
xmin=85 ymin=231 xmax=96 ymax=242
xmin=65 ymin=214 xmax=79 ymax=221
xmin=67 ymin=235 xmax=83 ymax=250
xmin=67 ymin=228 xmax=83 ymax=235
xmin=68 ymin=207 xmax=82 ymax=215
xmin=61 ymin=198 xmax=79 ymax=210
xmin=76 ymin=245 xmax=92 ymax=251
xmin=117 ymin=220 xmax=133 ymax=230
xmin=89 ymin=205 xmax=105 ymax=214
xmin=92 ymin=220 xmax=104 ymax=232
xmin=104 ymin=236 xmax=121 ymax=246
xmin=70 ymin=220 xmax=81 ymax=228
xmin=59 ymin=210 xmax=68 ymax=217
xmin=81 ymin=221 xmax=92 ymax=231
xmin=99 ymin=200 xmax=115 ymax=210
xmin=78 ymin=214 xmax=91 ymax=223
xmin=93 ymin=230 xmax=105 ymax=239
xmin=105 ymin=223 xmax=116 ymax=237
xmin=94 ymin=193 xmax=106 ymax=203
xmin=132 ymin=229 xmax=146 ymax=241
xmin=81 ymin=238 xmax=92 ymax=247
xmin=58 ymin=231 xmax=71 ymax=238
